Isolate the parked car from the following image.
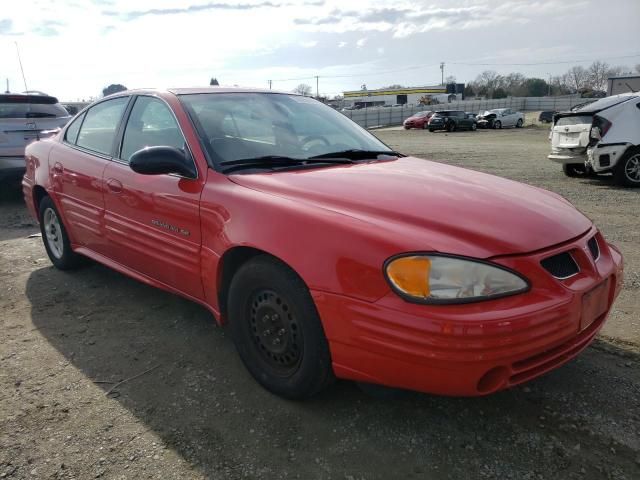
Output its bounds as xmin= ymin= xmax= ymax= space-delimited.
xmin=402 ymin=111 xmax=433 ymax=129
xmin=0 ymin=93 xmax=70 ymax=183
xmin=548 ymin=93 xmax=640 ymax=186
xmin=538 ymin=111 xmax=558 ymax=123
xmin=427 ymin=110 xmax=477 ymax=132
xmin=477 ymin=108 xmax=524 ymax=129
xmin=23 ymin=88 xmax=623 ymax=399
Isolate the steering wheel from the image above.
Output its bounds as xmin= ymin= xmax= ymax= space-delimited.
xmin=301 ymin=135 xmax=330 ymax=152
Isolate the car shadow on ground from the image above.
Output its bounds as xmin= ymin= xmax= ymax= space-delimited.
xmin=26 ymin=264 xmax=640 ymax=479
xmin=0 ymin=181 xmax=38 ymax=241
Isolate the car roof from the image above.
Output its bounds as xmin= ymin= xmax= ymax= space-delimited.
xmin=167 ymin=86 xmax=294 ymax=95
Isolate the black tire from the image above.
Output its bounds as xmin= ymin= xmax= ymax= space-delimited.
xmin=403 ymin=126 xmax=409 ymax=130
xmin=228 ymin=255 xmax=334 ymax=399
xmin=38 ymin=196 xmax=84 ymax=270
xmin=562 ymin=163 xmax=588 ymax=178
xmin=516 ymin=118 xmax=523 ymax=128
xmin=494 ymin=120 xmax=502 ymax=129
xmin=422 ymin=122 xmax=428 ymax=130
xmin=471 ymin=122 xmax=477 ymax=131
xmin=447 ymin=121 xmax=456 ymax=132
xmin=613 ymin=148 xmax=640 ymax=187
xmin=428 ymin=129 xmax=434 ymax=132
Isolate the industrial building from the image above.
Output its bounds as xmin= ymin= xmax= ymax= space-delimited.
xmin=343 ymin=83 xmax=465 ymax=108
xmin=607 ymin=75 xmax=640 ymax=96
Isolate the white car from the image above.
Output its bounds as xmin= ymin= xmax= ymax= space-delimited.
xmin=548 ymin=93 xmax=640 ymax=187
xmin=477 ymin=108 xmax=524 ymax=129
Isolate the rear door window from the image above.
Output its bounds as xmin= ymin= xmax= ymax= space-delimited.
xmin=64 ymin=112 xmax=85 ymax=144
xmin=76 ymin=97 xmax=129 ymax=156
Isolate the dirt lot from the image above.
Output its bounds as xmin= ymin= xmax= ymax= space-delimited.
xmin=1 ymin=127 xmax=639 ymax=480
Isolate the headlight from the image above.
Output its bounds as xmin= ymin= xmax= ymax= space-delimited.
xmin=384 ymin=254 xmax=529 ymax=304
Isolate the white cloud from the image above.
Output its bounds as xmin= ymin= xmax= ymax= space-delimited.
xmin=338 ymin=41 xmax=347 ymax=48
xmin=300 ymin=40 xmax=318 ymax=48
xmin=356 ymin=37 xmax=367 ymax=48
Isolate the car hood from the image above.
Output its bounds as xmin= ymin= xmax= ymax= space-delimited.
xmin=229 ymin=157 xmax=592 ymax=258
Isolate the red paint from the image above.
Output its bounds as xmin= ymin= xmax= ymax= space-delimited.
xmin=403 ymin=111 xmax=433 ymax=129
xmin=22 ymin=88 xmax=624 ymax=396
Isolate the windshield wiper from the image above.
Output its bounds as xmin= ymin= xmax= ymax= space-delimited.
xmin=309 ymin=149 xmax=402 ymax=160
xmin=219 ymin=155 xmax=354 ymax=173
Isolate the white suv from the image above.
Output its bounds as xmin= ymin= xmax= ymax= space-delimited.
xmin=548 ymin=93 xmax=640 ymax=187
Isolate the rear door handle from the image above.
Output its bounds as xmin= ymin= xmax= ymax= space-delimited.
xmin=106 ymin=178 xmax=123 ymax=194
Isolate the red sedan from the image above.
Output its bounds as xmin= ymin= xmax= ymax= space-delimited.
xmin=23 ymin=88 xmax=623 ymax=399
xmin=403 ymin=110 xmax=433 ymax=129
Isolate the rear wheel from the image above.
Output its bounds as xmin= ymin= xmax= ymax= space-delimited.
xmin=562 ymin=163 xmax=588 ymax=178
xmin=228 ymin=255 xmax=334 ymax=399
xmin=494 ymin=120 xmax=502 ymax=129
xmin=516 ymin=118 xmax=523 ymax=128
xmin=447 ymin=122 xmax=456 ymax=132
xmin=38 ymin=196 xmax=84 ymax=270
xmin=471 ymin=122 xmax=477 ymax=131
xmin=614 ymin=149 xmax=640 ymax=187
xmin=422 ymin=122 xmax=428 ymax=130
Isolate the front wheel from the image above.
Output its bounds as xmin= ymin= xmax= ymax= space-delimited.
xmin=494 ymin=120 xmax=502 ymax=129
xmin=422 ymin=122 xmax=428 ymax=130
xmin=38 ymin=196 xmax=84 ymax=270
xmin=614 ymin=149 xmax=640 ymax=187
xmin=228 ymin=256 xmax=334 ymax=399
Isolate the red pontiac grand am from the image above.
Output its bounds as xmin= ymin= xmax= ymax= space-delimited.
xmin=23 ymin=88 xmax=624 ymax=399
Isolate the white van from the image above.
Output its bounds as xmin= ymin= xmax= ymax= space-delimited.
xmin=548 ymin=93 xmax=640 ymax=187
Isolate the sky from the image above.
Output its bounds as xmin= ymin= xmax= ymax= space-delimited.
xmin=1 ymin=0 xmax=639 ymax=101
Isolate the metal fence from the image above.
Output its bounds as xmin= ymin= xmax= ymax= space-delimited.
xmin=342 ymin=95 xmax=595 ymax=129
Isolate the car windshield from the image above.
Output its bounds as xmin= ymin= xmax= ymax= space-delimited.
xmin=432 ymin=112 xmax=450 ymax=117
xmin=413 ymin=111 xmax=429 ymax=118
xmin=179 ymin=93 xmax=393 ymax=167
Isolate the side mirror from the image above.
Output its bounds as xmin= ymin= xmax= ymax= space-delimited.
xmin=129 ymin=146 xmax=196 ymax=178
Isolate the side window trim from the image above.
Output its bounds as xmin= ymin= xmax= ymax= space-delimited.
xmin=115 ymin=94 xmax=199 ymax=180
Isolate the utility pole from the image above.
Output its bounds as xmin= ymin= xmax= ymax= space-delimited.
xmin=440 ymin=62 xmax=445 ymax=86
xmin=548 ymin=73 xmax=552 ymax=96
xmin=268 ymin=79 xmax=272 ymax=90
xmin=5 ymin=78 xmax=9 ymax=94
xmin=315 ymin=75 xmax=319 ymax=98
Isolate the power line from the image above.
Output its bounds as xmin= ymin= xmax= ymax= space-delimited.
xmin=267 ymin=52 xmax=640 ymax=84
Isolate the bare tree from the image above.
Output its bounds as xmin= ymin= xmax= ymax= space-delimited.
xmin=475 ymin=70 xmax=503 ymax=98
xmin=445 ymin=75 xmax=456 ymax=84
xmin=293 ymin=84 xmax=312 ymax=96
xmin=635 ymin=64 xmax=640 ymax=74
xmin=564 ymin=66 xmax=589 ymax=92
xmin=587 ymin=61 xmax=611 ymax=91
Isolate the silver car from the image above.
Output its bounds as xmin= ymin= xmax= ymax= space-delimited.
xmin=0 ymin=93 xmax=70 ymax=183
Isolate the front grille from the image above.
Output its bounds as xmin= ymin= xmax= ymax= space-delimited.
xmin=587 ymin=236 xmax=600 ymax=261
xmin=541 ymin=252 xmax=579 ymax=279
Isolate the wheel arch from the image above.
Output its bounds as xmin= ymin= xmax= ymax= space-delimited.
xmin=32 ymin=185 xmax=49 ymax=216
xmin=216 ymin=245 xmax=304 ymax=325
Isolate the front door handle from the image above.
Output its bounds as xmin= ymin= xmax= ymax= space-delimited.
xmin=53 ymin=162 xmax=63 ymax=174
xmin=106 ymin=178 xmax=123 ymax=194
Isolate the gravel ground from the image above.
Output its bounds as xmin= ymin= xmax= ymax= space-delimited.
xmin=1 ymin=127 xmax=639 ymax=479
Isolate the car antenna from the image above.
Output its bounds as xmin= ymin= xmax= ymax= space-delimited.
xmin=15 ymin=41 xmax=29 ymax=92
xmin=15 ymin=41 xmax=39 ymax=138
xmin=625 ymin=82 xmax=637 ymax=93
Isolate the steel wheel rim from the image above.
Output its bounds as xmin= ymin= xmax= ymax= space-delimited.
xmin=249 ymin=289 xmax=302 ymax=375
xmin=44 ymin=208 xmax=64 ymax=259
xmin=625 ymin=155 xmax=640 ymax=183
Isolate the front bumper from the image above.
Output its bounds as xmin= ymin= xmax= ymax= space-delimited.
xmin=587 ymin=143 xmax=629 ymax=173
xmin=0 ymin=156 xmax=26 ymax=183
xmin=314 ymin=229 xmax=623 ymax=396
